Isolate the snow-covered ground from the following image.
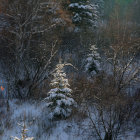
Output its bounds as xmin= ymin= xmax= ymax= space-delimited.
xmin=0 ymin=100 xmax=139 ymax=140
xmin=0 ymin=100 xmax=88 ymax=140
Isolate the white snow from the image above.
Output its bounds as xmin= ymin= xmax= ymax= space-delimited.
xmin=69 ymin=3 xmax=93 ymax=10
xmin=0 ymin=100 xmax=86 ymax=140
xmin=0 ymin=99 xmax=139 ymax=140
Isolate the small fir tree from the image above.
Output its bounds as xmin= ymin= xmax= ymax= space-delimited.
xmin=84 ymin=45 xmax=101 ymax=75
xmin=11 ymin=121 xmax=34 ymax=140
xmin=45 ymin=61 xmax=76 ymax=119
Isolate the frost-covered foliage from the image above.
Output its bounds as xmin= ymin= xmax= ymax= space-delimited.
xmin=84 ymin=45 xmax=101 ymax=75
xmin=68 ymin=0 xmax=99 ymax=29
xmin=12 ymin=121 xmax=34 ymax=140
xmin=45 ymin=62 xmax=76 ymax=119
xmin=92 ymin=0 xmax=104 ymax=16
xmin=12 ymin=137 xmax=34 ymax=140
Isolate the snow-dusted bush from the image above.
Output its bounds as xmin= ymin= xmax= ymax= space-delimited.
xmin=45 ymin=62 xmax=76 ymax=119
xmin=84 ymin=45 xmax=101 ymax=75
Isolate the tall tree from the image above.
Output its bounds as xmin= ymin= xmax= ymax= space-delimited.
xmin=0 ymin=0 xmax=62 ymax=98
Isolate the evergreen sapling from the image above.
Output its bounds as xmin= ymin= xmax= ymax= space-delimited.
xmin=45 ymin=62 xmax=76 ymax=119
xmin=84 ymin=45 xmax=101 ymax=75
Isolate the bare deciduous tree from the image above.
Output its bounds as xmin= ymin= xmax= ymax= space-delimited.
xmin=0 ymin=0 xmax=65 ymax=98
xmin=83 ymin=5 xmax=140 ymax=140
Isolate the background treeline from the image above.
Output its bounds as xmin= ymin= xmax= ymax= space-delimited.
xmin=0 ymin=0 xmax=140 ymax=139
xmin=0 ymin=0 xmax=139 ymax=97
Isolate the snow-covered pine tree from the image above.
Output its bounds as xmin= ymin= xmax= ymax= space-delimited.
xmin=45 ymin=61 xmax=76 ymax=119
xmin=68 ymin=0 xmax=98 ymax=30
xmin=84 ymin=45 xmax=101 ymax=75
